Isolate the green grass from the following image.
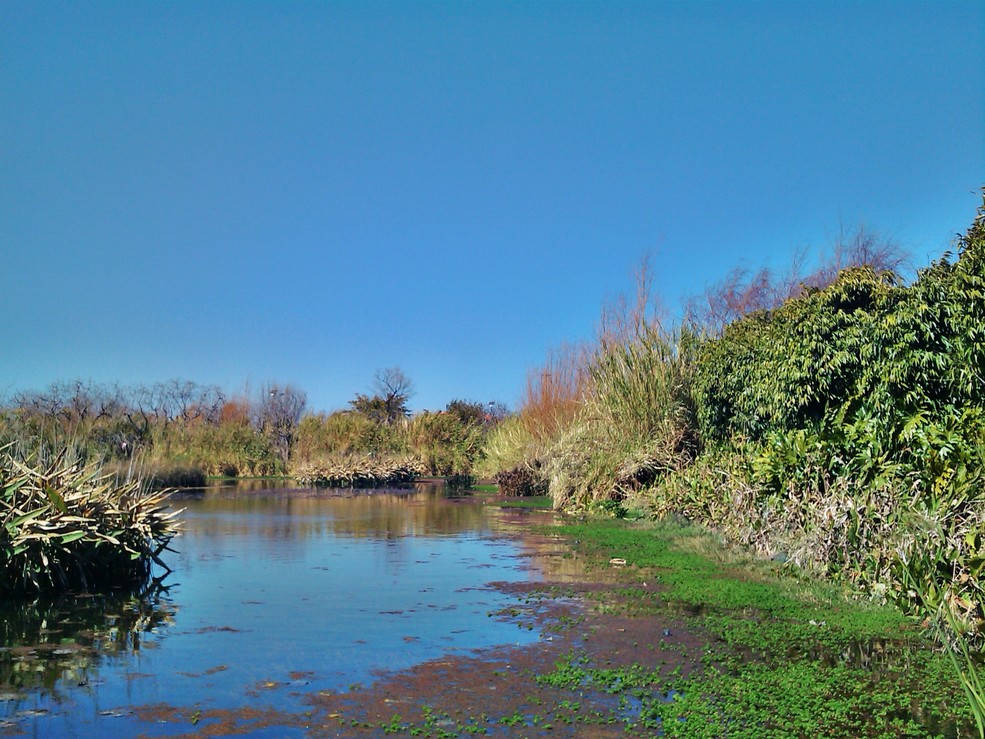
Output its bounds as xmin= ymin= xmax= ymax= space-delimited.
xmin=496 ymin=495 xmax=553 ymax=510
xmin=538 ymin=517 xmax=973 ymax=737
xmin=307 ymin=514 xmax=977 ymax=737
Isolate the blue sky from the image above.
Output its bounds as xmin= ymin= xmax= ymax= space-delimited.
xmin=2 ymin=1 xmax=983 ymax=414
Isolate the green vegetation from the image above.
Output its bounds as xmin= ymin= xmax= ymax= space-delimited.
xmin=323 ymin=517 xmax=972 ymax=737
xmin=479 ymin=192 xmax=985 ymax=722
xmin=0 ymin=446 xmax=178 ymax=594
xmin=0 ymin=371 xmax=507 ymax=492
xmin=495 ymin=495 xmax=553 ymax=510
xmin=545 ymin=519 xmax=972 ymax=737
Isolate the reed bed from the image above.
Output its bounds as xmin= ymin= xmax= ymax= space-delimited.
xmin=0 ymin=447 xmax=179 ymax=594
xmin=294 ymin=456 xmax=428 ymax=488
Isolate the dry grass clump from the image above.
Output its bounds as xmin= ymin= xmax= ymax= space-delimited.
xmin=1 ymin=447 xmax=179 ymax=594
xmin=294 ymin=455 xmax=427 ymax=488
xmin=494 ymin=463 xmax=550 ymax=497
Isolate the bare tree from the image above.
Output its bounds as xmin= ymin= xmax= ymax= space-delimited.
xmin=160 ymin=379 xmax=225 ymax=425
xmin=349 ymin=367 xmax=415 ymax=425
xmin=687 ymin=226 xmax=909 ymax=334
xmin=374 ymin=367 xmax=414 ymax=424
xmin=254 ymin=383 xmax=307 ymax=462
xmin=801 ymin=225 xmax=909 ymax=291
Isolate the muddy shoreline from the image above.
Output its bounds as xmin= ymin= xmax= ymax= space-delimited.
xmin=121 ymin=509 xmax=704 ymax=738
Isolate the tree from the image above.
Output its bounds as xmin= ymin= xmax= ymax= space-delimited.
xmin=445 ymin=399 xmax=509 ymax=427
xmin=253 ymin=383 xmax=307 ymax=463
xmin=445 ymin=399 xmax=486 ymax=426
xmin=350 ymin=367 xmax=414 ymax=425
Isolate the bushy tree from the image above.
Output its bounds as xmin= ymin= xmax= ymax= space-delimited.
xmin=350 ymin=367 xmax=414 ymax=424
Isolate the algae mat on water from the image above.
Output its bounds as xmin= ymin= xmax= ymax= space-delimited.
xmin=303 ymin=515 xmax=974 ymax=738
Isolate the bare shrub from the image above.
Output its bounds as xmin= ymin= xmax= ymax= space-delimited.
xmin=519 ymin=342 xmax=590 ymax=441
xmin=688 ymin=226 xmax=908 ymax=334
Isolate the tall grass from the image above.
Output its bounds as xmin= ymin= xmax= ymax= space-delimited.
xmin=547 ymin=324 xmax=696 ymax=510
xmin=406 ymin=411 xmax=483 ymax=476
xmin=475 ymin=415 xmax=539 ymax=478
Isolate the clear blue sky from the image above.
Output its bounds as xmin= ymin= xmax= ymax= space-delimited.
xmin=2 ymin=1 xmax=983 ymax=414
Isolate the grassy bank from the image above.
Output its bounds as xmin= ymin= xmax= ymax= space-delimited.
xmin=540 ymin=517 xmax=972 ymax=737
xmin=315 ymin=512 xmax=972 ymax=737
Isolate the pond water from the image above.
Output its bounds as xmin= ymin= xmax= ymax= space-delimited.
xmin=0 ymin=483 xmax=554 ymax=737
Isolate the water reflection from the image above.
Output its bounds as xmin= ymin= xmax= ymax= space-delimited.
xmin=177 ymin=483 xmax=491 ymax=541
xmin=0 ymin=482 xmax=549 ymax=737
xmin=0 ymin=586 xmax=176 ymax=702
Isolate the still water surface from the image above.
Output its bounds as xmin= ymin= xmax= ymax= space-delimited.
xmin=0 ymin=483 xmax=549 ymax=737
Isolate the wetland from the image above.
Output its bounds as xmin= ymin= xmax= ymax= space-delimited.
xmin=0 ymin=482 xmax=976 ymax=737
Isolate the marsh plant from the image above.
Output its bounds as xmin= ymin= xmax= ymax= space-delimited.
xmin=0 ymin=446 xmax=179 ymax=594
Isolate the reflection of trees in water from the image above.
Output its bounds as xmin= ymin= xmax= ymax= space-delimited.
xmin=0 ymin=582 xmax=176 ymax=702
xmin=180 ymin=485 xmax=492 ymax=543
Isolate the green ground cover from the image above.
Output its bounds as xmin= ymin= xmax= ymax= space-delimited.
xmin=538 ymin=517 xmax=972 ymax=738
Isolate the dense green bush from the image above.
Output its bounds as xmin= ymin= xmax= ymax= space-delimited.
xmin=684 ymin=193 xmax=985 ymax=624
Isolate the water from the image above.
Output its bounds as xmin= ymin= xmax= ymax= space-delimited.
xmin=0 ymin=483 xmax=548 ymax=736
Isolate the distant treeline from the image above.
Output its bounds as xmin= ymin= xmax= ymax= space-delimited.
xmin=0 ymin=368 xmax=509 ymax=483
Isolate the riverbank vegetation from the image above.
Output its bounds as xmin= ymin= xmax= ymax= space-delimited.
xmin=0 ymin=446 xmax=178 ymax=595
xmin=480 ymin=193 xmax=985 ymax=714
xmin=4 ymin=192 xmax=982 ymax=723
xmin=0 ymin=369 xmax=506 ymax=490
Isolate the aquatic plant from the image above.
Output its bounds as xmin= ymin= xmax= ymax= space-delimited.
xmin=0 ymin=446 xmax=179 ymax=594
